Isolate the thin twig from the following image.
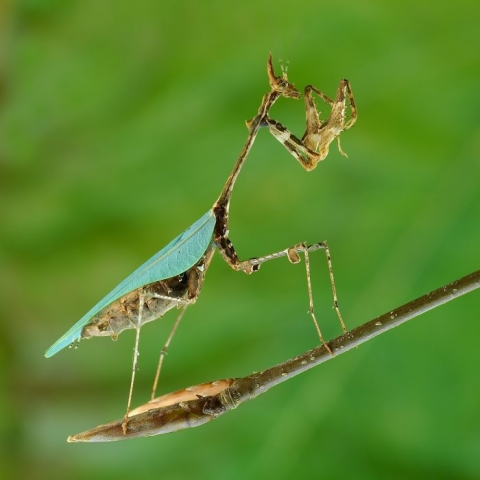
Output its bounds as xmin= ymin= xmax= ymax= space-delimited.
xmin=68 ymin=269 xmax=480 ymax=442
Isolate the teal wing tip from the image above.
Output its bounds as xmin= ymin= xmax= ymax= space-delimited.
xmin=44 ymin=342 xmax=63 ymax=358
xmin=44 ymin=331 xmax=82 ymax=358
xmin=44 ymin=345 xmax=58 ymax=358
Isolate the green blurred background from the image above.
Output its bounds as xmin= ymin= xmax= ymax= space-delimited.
xmin=1 ymin=0 xmax=480 ymax=478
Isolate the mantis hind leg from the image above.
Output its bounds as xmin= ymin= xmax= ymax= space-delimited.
xmin=122 ymin=292 xmax=147 ymax=434
xmin=150 ymin=305 xmax=188 ymax=401
xmin=121 ymin=294 xmax=191 ymax=434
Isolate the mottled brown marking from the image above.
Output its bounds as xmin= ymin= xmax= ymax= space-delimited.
xmin=82 ymin=245 xmax=216 ymax=340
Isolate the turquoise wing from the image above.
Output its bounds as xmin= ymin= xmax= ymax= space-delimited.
xmin=45 ymin=209 xmax=216 ymax=358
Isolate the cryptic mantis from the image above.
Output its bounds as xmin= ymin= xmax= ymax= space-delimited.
xmin=45 ymin=54 xmax=357 ymax=433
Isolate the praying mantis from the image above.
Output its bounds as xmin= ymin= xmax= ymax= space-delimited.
xmin=45 ymin=54 xmax=357 ymax=433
